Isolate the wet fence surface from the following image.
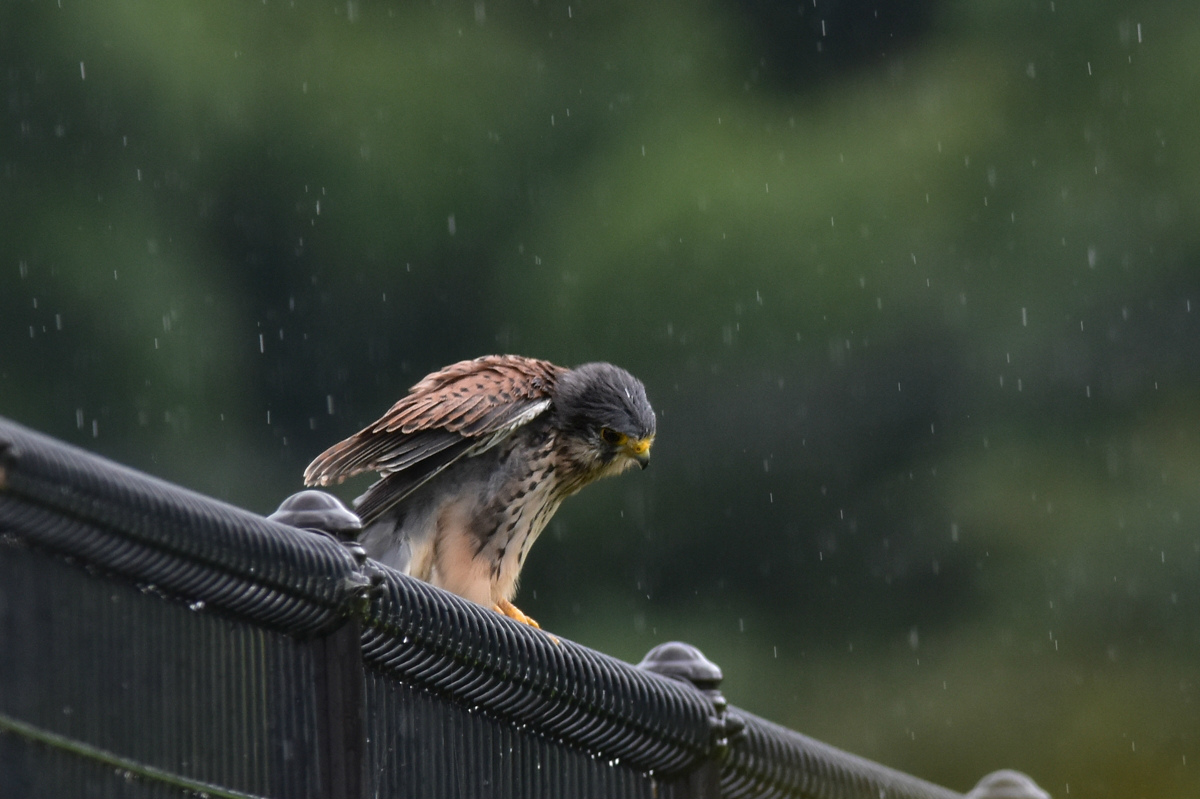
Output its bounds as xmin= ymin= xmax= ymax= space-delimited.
xmin=0 ymin=416 xmax=990 ymax=799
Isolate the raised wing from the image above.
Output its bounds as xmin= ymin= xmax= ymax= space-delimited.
xmin=303 ymin=355 xmax=564 ymax=489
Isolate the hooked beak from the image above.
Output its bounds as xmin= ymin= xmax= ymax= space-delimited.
xmin=626 ymin=437 xmax=653 ymax=470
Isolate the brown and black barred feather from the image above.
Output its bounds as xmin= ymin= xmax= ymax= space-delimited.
xmin=303 ymin=355 xmax=566 ymax=518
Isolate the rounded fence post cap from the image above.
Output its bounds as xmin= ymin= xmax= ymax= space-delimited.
xmin=269 ymin=489 xmax=363 ymax=537
xmin=637 ymin=641 xmax=723 ymax=689
xmin=966 ymin=770 xmax=1051 ymax=799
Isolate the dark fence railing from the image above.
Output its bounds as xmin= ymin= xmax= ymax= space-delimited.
xmin=0 ymin=417 xmax=1042 ymax=799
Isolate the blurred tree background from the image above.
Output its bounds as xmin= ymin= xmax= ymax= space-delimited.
xmin=3 ymin=0 xmax=1199 ymax=795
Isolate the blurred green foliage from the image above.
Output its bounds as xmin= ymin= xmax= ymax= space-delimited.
xmin=3 ymin=0 xmax=1200 ymax=795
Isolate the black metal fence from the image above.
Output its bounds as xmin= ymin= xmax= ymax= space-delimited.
xmin=0 ymin=416 xmax=1009 ymax=798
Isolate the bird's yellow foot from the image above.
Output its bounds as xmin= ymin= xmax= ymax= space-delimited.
xmin=494 ymin=598 xmax=541 ymax=628
xmin=494 ymin=599 xmax=560 ymax=644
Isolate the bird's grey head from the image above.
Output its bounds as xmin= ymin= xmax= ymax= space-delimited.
xmin=551 ymin=362 xmax=656 ymax=477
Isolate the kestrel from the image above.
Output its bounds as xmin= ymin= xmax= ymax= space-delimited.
xmin=304 ymin=355 xmax=656 ymax=628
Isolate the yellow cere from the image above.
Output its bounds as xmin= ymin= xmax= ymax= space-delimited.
xmin=628 ymin=437 xmax=652 ymax=456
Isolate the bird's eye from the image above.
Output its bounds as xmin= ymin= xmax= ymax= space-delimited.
xmin=600 ymin=427 xmax=626 ymax=445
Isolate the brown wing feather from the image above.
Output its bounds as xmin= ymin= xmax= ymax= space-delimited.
xmin=303 ymin=355 xmax=565 ymax=487
xmin=351 ymin=438 xmax=476 ymax=524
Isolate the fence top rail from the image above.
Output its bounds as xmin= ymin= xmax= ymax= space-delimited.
xmin=0 ymin=414 xmax=972 ymax=797
xmin=721 ymin=711 xmax=963 ymax=799
xmin=361 ymin=565 xmax=716 ymax=776
xmin=0 ymin=416 xmax=367 ymax=636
